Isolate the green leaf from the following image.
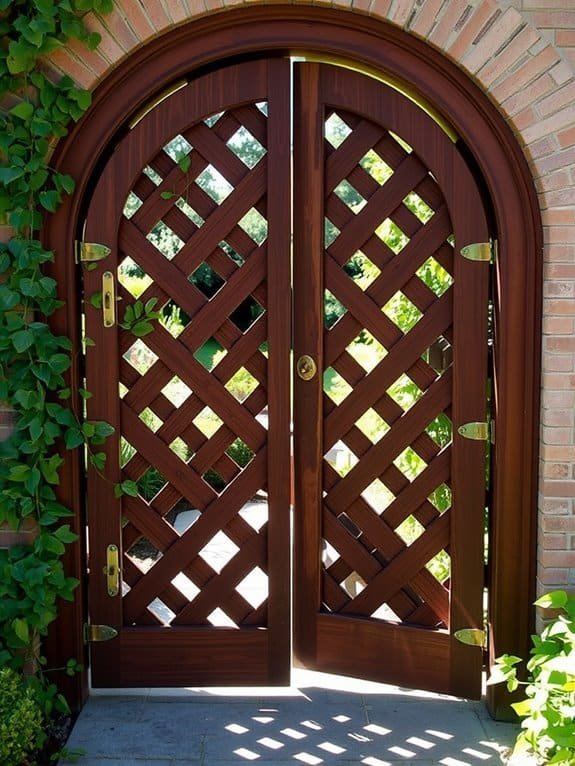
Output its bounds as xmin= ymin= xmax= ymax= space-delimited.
xmin=0 ymin=167 xmax=25 ymax=185
xmin=12 ymin=618 xmax=29 ymax=643
xmin=64 ymin=429 xmax=84 ymax=449
xmin=177 ymin=154 xmax=191 ymax=174
xmin=10 ymin=101 xmax=34 ymax=121
xmin=535 ymin=590 xmax=568 ymax=610
xmin=12 ymin=329 xmax=34 ymax=352
xmin=39 ymin=189 xmax=62 ymax=212
xmin=160 ymin=191 xmax=175 ymax=200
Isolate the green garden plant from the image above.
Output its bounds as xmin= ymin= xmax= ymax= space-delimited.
xmin=0 ymin=666 xmax=45 ymax=766
xmin=488 ymin=590 xmax=575 ymax=765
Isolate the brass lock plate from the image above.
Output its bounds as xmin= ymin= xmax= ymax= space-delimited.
xmin=297 ymin=354 xmax=317 ymax=381
xmin=105 ymin=544 xmax=120 ymax=597
xmin=102 ymin=271 xmax=116 ymax=328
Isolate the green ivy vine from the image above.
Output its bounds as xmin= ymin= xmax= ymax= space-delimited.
xmin=0 ymin=0 xmax=113 ymax=715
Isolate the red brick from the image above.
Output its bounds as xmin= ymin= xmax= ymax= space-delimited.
xmin=369 ymin=0 xmax=393 ymax=16
xmin=539 ymin=495 xmax=572 ymax=513
xmin=389 ymin=0 xmax=414 ymax=26
xmin=543 ymin=533 xmax=568 ymax=549
xmin=543 ymin=354 xmax=573 ymax=372
xmin=491 ymin=46 xmax=559 ymax=103
xmin=542 ymin=408 xmax=575 ymax=427
xmin=101 ymin=7 xmax=139 ymax=51
xmin=115 ymin=0 xmax=156 ymax=41
xmin=542 ymin=480 xmax=575 ymax=497
xmin=543 ymin=299 xmax=575 ymax=315
xmin=428 ymin=0 xmax=469 ymax=48
xmin=538 ymin=568 xmax=571 ymax=586
xmin=540 ymin=550 xmax=575 ymax=567
xmin=448 ymin=2 xmax=499 ymax=62
xmin=409 ymin=0 xmax=445 ymax=37
xmin=164 ymin=0 xmax=190 ymax=22
xmin=531 ymin=12 xmax=575 ymax=30
xmin=558 ymin=126 xmax=575 ymax=149
xmin=84 ymin=15 xmax=125 ymax=64
xmin=543 ymin=516 xmax=575 ymax=533
xmin=544 ymin=281 xmax=575 ymax=297
xmin=556 ymin=30 xmax=575 ymax=47
xmin=545 ymin=337 xmax=575 ymax=352
xmin=541 ymin=391 xmax=575 ymax=409
xmin=47 ymin=47 xmax=95 ymax=88
xmin=503 ymin=74 xmax=556 ymax=119
xmin=463 ymin=7 xmax=524 ymax=74
xmin=538 ymin=82 xmax=575 ymax=119
xmin=543 ymin=463 xmax=571 ymax=479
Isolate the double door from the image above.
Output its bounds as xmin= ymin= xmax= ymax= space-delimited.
xmin=83 ymin=58 xmax=490 ymax=698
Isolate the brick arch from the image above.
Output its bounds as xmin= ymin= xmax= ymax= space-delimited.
xmin=43 ymin=2 xmax=574 ymax=712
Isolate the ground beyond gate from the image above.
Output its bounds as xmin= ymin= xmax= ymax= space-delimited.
xmin=82 ymin=57 xmax=490 ymax=698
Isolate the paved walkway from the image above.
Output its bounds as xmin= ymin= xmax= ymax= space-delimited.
xmin=61 ymin=671 xmax=518 ymax=766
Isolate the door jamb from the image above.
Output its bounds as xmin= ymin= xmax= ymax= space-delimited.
xmin=43 ymin=7 xmax=542 ymax=718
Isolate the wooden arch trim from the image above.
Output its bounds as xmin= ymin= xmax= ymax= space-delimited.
xmin=43 ymin=6 xmax=542 ymax=718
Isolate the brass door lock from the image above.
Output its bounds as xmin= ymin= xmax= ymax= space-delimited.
xmin=297 ymin=355 xmax=317 ymax=381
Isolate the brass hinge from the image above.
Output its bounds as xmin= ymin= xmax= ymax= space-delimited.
xmin=460 ymin=241 xmax=494 ymax=263
xmin=454 ymin=627 xmax=486 ymax=648
xmin=75 ymin=241 xmax=111 ymax=264
xmin=84 ymin=623 xmax=118 ymax=643
xmin=458 ymin=421 xmax=493 ymax=442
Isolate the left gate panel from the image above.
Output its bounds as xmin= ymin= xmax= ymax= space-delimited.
xmin=83 ymin=59 xmax=292 ymax=687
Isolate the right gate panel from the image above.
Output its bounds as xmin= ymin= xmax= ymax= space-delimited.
xmin=293 ymin=63 xmax=491 ymax=699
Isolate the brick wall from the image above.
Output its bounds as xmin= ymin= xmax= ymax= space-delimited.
xmin=40 ymin=0 xmax=575 ymax=595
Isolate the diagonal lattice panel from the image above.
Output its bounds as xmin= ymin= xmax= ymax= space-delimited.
xmin=116 ymin=104 xmax=272 ymax=629
xmin=322 ymin=110 xmax=456 ymax=630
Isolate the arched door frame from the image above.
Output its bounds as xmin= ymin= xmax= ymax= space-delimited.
xmin=44 ymin=6 xmax=542 ymax=719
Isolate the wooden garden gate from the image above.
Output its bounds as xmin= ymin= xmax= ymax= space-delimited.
xmin=83 ymin=58 xmax=490 ymax=698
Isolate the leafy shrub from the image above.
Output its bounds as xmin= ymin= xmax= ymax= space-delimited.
xmin=488 ymin=590 xmax=575 ymax=765
xmin=0 ymin=667 xmax=45 ymax=766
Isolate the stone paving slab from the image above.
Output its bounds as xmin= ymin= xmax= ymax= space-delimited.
xmin=60 ymin=671 xmax=518 ymax=766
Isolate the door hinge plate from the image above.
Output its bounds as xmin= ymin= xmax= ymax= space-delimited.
xmin=76 ymin=241 xmax=111 ymax=263
xmin=460 ymin=242 xmax=493 ymax=262
xmin=458 ymin=421 xmax=490 ymax=441
xmin=84 ymin=623 xmax=118 ymax=643
xmin=454 ymin=628 xmax=486 ymax=648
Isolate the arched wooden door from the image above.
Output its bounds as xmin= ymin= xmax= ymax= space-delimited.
xmin=83 ymin=58 xmax=490 ymax=697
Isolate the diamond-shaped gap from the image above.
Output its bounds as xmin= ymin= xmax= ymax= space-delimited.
xmin=322 ymin=539 xmax=340 ymax=568
xmin=324 ymin=290 xmax=347 ymax=330
xmin=426 ymin=413 xmax=452 ymax=448
xmin=239 ymin=499 xmax=267 ymax=531
xmin=359 ymin=149 xmax=393 ymax=186
xmin=226 ymin=438 xmax=255 ymax=468
xmin=119 ymin=382 xmax=128 ymax=399
xmin=324 ymin=367 xmax=353 ymax=404
xmin=194 ymin=338 xmax=226 ymax=371
xmin=346 ymin=330 xmax=386 ymax=372
xmin=120 ymin=436 xmax=136 ymax=468
xmin=340 ymin=571 xmax=366 ymax=599
xmin=381 ymin=292 xmax=423 ymax=332
xmin=324 ymin=217 xmax=341 ymax=248
xmin=193 ymin=406 xmax=223 ymax=438
xmin=137 ymin=466 xmax=168 ymax=501
xmin=146 ymin=220 xmax=184 ymax=260
xmin=426 ymin=550 xmax=451 ymax=583
xmin=225 ymin=367 xmax=259 ymax=402
xmin=176 ymin=198 xmax=204 ymax=227
xmin=334 ymin=179 xmax=367 ymax=214
xmin=163 ymin=134 xmax=193 ymax=163
xmin=227 ymin=125 xmax=267 ymax=169
xmin=361 ymin=479 xmax=394 ymax=514
xmin=160 ymin=301 xmax=190 ymax=339
xmin=172 ymin=508 xmax=201 ymax=534
xmin=195 ymin=164 xmax=233 ymax=205
xmin=199 ymin=530 xmax=239 ymax=573
xmin=118 ymin=257 xmax=153 ymax=297
xmin=355 ymin=409 xmax=389 ymax=443
xmin=325 ymin=112 xmax=352 ymax=148
xmin=171 ymin=572 xmax=200 ymax=601
xmin=143 ymin=165 xmax=163 ymax=185
xmin=123 ymin=191 xmax=143 ymax=219
xmin=416 ymin=255 xmax=454 ymax=297
xmin=389 ymin=131 xmax=413 ymax=154
xmin=371 ymin=603 xmax=401 ymax=622
xmin=204 ymin=111 xmax=224 ymax=127
xmin=387 ymin=372 xmax=422 ymax=411
xmin=394 ymin=447 xmax=427 ymax=482
xmin=395 ymin=514 xmax=425 ymax=546
xmin=139 ymin=407 xmax=162 ymax=433
xmin=403 ymin=191 xmax=435 ymax=223
xmin=123 ymin=338 xmax=158 ymax=375
xmin=425 ymin=335 xmax=452 ymax=374
xmin=162 ymin=375 xmax=192 ymax=407
xmin=169 ymin=437 xmax=190 ymax=463
xmin=220 ymin=239 xmax=245 ymax=267
xmin=256 ymin=101 xmax=268 ymax=116
xmin=375 ymin=218 xmax=409 ymax=254
xmin=189 ymin=261 xmax=225 ymax=299
xmin=147 ymin=598 xmax=176 ymax=625
xmin=202 ymin=468 xmax=226 ymax=493
xmin=346 ymin=251 xmax=381 ymax=291
xmin=235 ymin=566 xmax=268 ymax=609
xmin=324 ymin=442 xmax=358 ymax=478
xmin=230 ymin=297 xmax=265 ymax=333
xmin=238 ymin=207 xmax=268 ymax=244
xmin=428 ymin=483 xmax=452 ymax=513
xmin=208 ymin=608 xmax=238 ymax=628
xmin=127 ymin=535 xmax=162 ymax=569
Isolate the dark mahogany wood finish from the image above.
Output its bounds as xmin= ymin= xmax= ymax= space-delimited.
xmin=83 ymin=59 xmax=291 ymax=686
xmin=43 ymin=8 xmax=541 ymax=716
xmin=293 ymin=64 xmax=489 ymax=698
